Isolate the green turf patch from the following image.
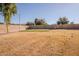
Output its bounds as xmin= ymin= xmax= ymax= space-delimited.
xmin=21 ymin=29 xmax=49 ymax=32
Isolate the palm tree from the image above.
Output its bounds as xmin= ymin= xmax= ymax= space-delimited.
xmin=0 ymin=3 xmax=17 ymax=33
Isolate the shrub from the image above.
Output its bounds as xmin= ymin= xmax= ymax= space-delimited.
xmin=34 ymin=18 xmax=48 ymax=25
xmin=26 ymin=22 xmax=34 ymax=26
xmin=57 ymin=17 xmax=69 ymax=25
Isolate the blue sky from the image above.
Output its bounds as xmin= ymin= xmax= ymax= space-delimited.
xmin=1 ymin=3 xmax=79 ymax=24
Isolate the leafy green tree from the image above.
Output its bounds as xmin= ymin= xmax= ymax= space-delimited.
xmin=0 ymin=3 xmax=17 ymax=33
xmin=57 ymin=17 xmax=69 ymax=25
xmin=35 ymin=18 xmax=47 ymax=25
xmin=26 ymin=22 xmax=34 ymax=26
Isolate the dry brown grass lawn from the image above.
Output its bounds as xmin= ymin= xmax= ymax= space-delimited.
xmin=0 ymin=30 xmax=79 ymax=56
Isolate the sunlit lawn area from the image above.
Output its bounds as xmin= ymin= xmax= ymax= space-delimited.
xmin=21 ymin=29 xmax=49 ymax=32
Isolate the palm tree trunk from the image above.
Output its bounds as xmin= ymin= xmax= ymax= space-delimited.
xmin=6 ymin=22 xmax=9 ymax=33
xmin=4 ymin=19 xmax=9 ymax=33
xmin=4 ymin=16 xmax=9 ymax=33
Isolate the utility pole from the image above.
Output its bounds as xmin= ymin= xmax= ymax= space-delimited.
xmin=19 ymin=10 xmax=20 ymax=32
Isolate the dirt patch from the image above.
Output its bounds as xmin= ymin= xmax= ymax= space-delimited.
xmin=0 ymin=30 xmax=79 ymax=55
